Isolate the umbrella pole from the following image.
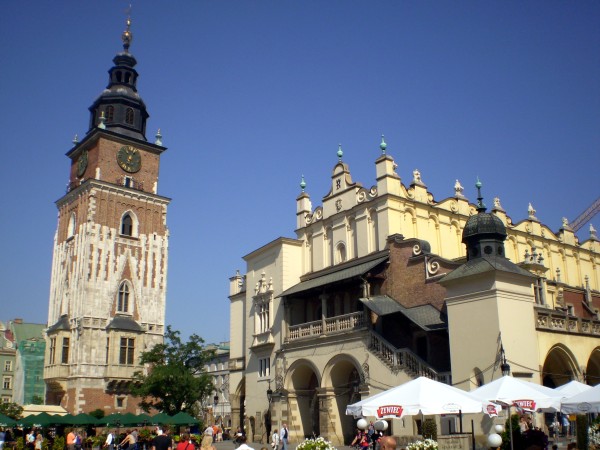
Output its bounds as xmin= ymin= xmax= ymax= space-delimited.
xmin=508 ymin=405 xmax=514 ymax=450
xmin=459 ymin=410 xmax=463 ymax=434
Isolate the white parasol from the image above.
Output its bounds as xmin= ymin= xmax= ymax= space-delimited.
xmin=346 ymin=376 xmax=500 ymax=419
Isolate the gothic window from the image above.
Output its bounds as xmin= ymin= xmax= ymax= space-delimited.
xmin=61 ymin=337 xmax=70 ymax=364
xmin=121 ymin=213 xmax=133 ymax=236
xmin=257 ymin=302 xmax=270 ymax=334
xmin=106 ymin=106 xmax=114 ymax=122
xmin=49 ymin=337 xmax=56 ymax=364
xmin=125 ymin=108 xmax=134 ymax=125
xmin=105 ymin=338 xmax=110 ymax=364
xmin=117 ymin=281 xmax=131 ymax=313
xmin=119 ymin=337 xmax=135 ymax=365
xmin=67 ymin=213 xmax=76 ymax=238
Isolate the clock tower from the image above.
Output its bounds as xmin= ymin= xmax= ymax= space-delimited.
xmin=44 ymin=19 xmax=170 ymax=414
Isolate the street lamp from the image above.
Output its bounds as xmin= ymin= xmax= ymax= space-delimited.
xmin=267 ymin=381 xmax=273 ymax=403
xmin=500 ymin=344 xmax=511 ymax=376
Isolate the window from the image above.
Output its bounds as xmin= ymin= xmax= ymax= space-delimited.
xmin=4 ymin=361 xmax=12 ymax=372
xmin=116 ymin=397 xmax=125 ymax=408
xmin=67 ymin=213 xmax=76 ymax=238
xmin=257 ymin=302 xmax=270 ymax=334
xmin=119 ymin=337 xmax=135 ymax=365
xmin=125 ymin=108 xmax=134 ymax=125
xmin=49 ymin=337 xmax=56 ymax=364
xmin=118 ymin=282 xmax=130 ymax=312
xmin=61 ymin=337 xmax=70 ymax=364
xmin=121 ymin=214 xmax=133 ymax=236
xmin=2 ymin=377 xmax=11 ymax=390
xmin=1 ymin=396 xmax=11 ymax=403
xmin=106 ymin=106 xmax=114 ymax=122
xmin=259 ymin=357 xmax=270 ymax=378
xmin=106 ymin=338 xmax=110 ymax=364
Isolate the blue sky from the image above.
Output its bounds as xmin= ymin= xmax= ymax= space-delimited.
xmin=1 ymin=1 xmax=599 ymax=345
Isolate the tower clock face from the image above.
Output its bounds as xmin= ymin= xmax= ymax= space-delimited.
xmin=117 ymin=145 xmax=142 ymax=173
xmin=77 ymin=150 xmax=88 ymax=177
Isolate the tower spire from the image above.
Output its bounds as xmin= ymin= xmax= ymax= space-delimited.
xmin=87 ymin=12 xmax=149 ymax=141
xmin=475 ymin=177 xmax=486 ymax=213
xmin=122 ymin=16 xmax=133 ymax=52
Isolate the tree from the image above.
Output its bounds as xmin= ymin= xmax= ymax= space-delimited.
xmin=31 ymin=395 xmax=44 ymax=405
xmin=131 ymin=326 xmax=215 ymax=416
xmin=0 ymin=401 xmax=23 ymax=419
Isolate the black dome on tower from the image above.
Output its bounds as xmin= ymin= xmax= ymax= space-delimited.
xmin=462 ymin=179 xmax=507 ymax=261
xmin=87 ymin=18 xmax=149 ymax=141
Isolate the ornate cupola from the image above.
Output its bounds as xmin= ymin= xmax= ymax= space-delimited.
xmin=87 ymin=17 xmax=149 ymax=140
xmin=462 ymin=179 xmax=507 ymax=261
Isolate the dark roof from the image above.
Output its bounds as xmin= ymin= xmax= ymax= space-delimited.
xmin=279 ymin=253 xmax=389 ymax=297
xmin=440 ymin=255 xmax=534 ymax=283
xmin=106 ymin=315 xmax=144 ymax=332
xmin=46 ymin=315 xmax=70 ymax=333
xmin=463 ymin=212 xmax=506 ymax=242
xmin=359 ymin=295 xmax=446 ymax=331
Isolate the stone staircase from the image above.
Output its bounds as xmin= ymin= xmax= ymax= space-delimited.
xmin=367 ymin=329 xmax=451 ymax=384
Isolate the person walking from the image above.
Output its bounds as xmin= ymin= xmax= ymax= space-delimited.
xmin=151 ymin=428 xmax=172 ymax=450
xmin=279 ymin=423 xmax=289 ymax=450
xmin=271 ymin=430 xmax=280 ymax=449
xmin=66 ymin=430 xmax=76 ymax=450
xmin=34 ymin=434 xmax=43 ymax=450
xmin=103 ymin=430 xmax=115 ymax=450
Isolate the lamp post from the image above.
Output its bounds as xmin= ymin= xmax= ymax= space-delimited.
xmin=499 ymin=342 xmax=513 ymax=450
xmin=266 ymin=380 xmax=273 ymax=440
xmin=500 ymin=344 xmax=511 ymax=377
xmin=214 ymin=393 xmax=219 ymax=426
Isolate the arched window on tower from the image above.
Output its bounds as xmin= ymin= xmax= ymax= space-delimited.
xmin=106 ymin=106 xmax=114 ymax=122
xmin=67 ymin=213 xmax=76 ymax=238
xmin=121 ymin=213 xmax=133 ymax=236
xmin=125 ymin=108 xmax=134 ymax=125
xmin=117 ymin=281 xmax=131 ymax=313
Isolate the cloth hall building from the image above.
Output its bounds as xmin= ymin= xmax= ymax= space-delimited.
xmin=228 ymin=140 xmax=599 ymax=445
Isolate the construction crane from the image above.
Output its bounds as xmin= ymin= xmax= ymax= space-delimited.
xmin=570 ymin=196 xmax=600 ymax=232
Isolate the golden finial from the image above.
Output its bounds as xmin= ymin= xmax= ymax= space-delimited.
xmin=121 ymin=6 xmax=133 ymax=51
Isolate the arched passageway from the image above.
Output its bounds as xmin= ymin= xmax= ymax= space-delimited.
xmin=541 ymin=345 xmax=579 ymax=388
xmin=326 ymin=357 xmax=362 ymax=445
xmin=586 ymin=348 xmax=600 ymax=385
xmin=288 ymin=361 xmax=320 ymax=439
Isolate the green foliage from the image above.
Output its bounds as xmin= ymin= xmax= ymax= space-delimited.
xmin=422 ymin=418 xmax=437 ymax=441
xmin=31 ymin=395 xmax=44 ymax=405
xmin=0 ymin=401 xmax=23 ymax=419
xmin=15 ymin=437 xmax=24 ymax=450
xmin=576 ymin=415 xmax=589 ymax=450
xmin=138 ymin=428 xmax=155 ymax=444
xmin=52 ymin=436 xmax=65 ymax=450
xmin=88 ymin=408 xmax=105 ymax=420
xmin=131 ymin=325 xmax=216 ymax=415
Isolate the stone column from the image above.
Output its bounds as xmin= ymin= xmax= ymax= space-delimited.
xmin=319 ymin=294 xmax=328 ymax=335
